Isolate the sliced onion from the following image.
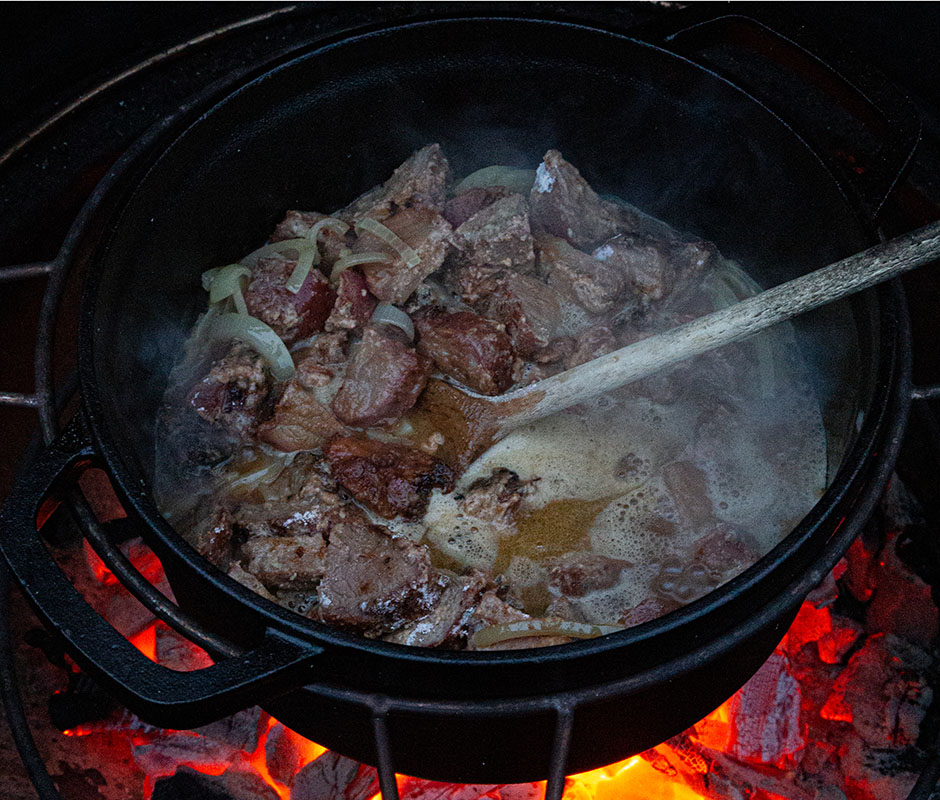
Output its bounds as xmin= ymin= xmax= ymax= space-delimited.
xmin=208 ymin=264 xmax=251 ymax=305
xmin=240 ymin=238 xmax=318 ymax=268
xmin=330 ymin=251 xmax=392 ymax=283
xmin=371 ymin=301 xmax=414 ymax=341
xmin=285 ymin=217 xmax=351 ymax=294
xmin=454 ymin=165 xmax=537 ymax=195
xmin=471 ymin=619 xmax=624 ymax=649
xmin=207 ymin=312 xmax=294 ymax=381
xmin=355 ymin=217 xmax=420 ymax=268
xmin=232 ymin=287 xmax=249 ymax=316
xmin=201 ymin=266 xmax=221 ymax=291
xmin=304 ymin=216 xmax=349 ymax=242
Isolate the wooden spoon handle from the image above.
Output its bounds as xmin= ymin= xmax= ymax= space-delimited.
xmin=495 ymin=220 xmax=940 ymax=432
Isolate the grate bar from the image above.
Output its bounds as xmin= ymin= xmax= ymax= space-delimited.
xmin=0 ymin=392 xmax=41 ymax=409
xmin=371 ymin=707 xmax=400 ymax=800
xmin=543 ymin=703 xmax=574 ymax=800
xmin=0 ymin=262 xmax=54 ymax=282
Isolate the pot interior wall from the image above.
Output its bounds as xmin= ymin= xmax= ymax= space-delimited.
xmin=88 ymin=18 xmax=874 ymax=556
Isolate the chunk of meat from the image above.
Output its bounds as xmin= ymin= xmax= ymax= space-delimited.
xmin=227 ymin=562 xmax=277 ymax=602
xmin=325 ymin=269 xmax=377 ymax=333
xmin=239 ymin=534 xmax=328 ymax=590
xmin=535 ymin=234 xmax=626 ymax=315
xmin=459 ymin=468 xmax=536 ymax=526
xmin=383 ymin=571 xmax=489 ymax=648
xmin=188 ymin=343 xmax=272 ymax=439
xmin=244 ymin=255 xmax=336 ymax=344
xmin=693 ymin=524 xmax=761 ymax=576
xmin=548 ymin=553 xmax=633 ymax=597
xmin=662 ymin=461 xmax=715 ymax=531
xmin=190 ymin=506 xmax=235 ymax=569
xmin=293 ymin=331 xmax=348 ymax=366
xmin=351 ymin=207 xmax=453 ymax=304
xmin=331 ymin=324 xmax=433 ymax=427
xmin=592 ymin=236 xmax=717 ymax=309
xmin=325 ymin=434 xmax=456 ymax=520
xmin=619 ymin=596 xmax=678 ymax=628
xmin=529 ymin=149 xmax=626 ymax=249
xmin=316 ymin=520 xmax=445 ymax=636
xmin=443 ymin=186 xmax=512 ymax=228
xmin=564 ymin=325 xmax=617 ymax=370
xmin=415 ymin=310 xmax=514 ymax=395
xmin=270 ymin=210 xmax=350 ymax=267
xmin=339 ymin=143 xmax=452 ymax=223
xmin=451 ymin=266 xmax=562 ymax=357
xmin=452 ymin=193 xmax=535 ymax=273
xmin=257 ymin=379 xmax=348 ymax=452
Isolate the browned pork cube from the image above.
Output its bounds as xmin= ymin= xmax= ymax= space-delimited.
xmin=325 ymin=435 xmax=456 ymax=519
xmin=548 ymin=552 xmax=633 ymax=597
xmin=239 ymin=535 xmax=328 ymax=590
xmin=535 ymin=234 xmax=626 ymax=314
xmin=529 ymin=149 xmax=625 ymax=249
xmin=415 ymin=310 xmax=514 ymax=396
xmin=459 ymin=468 xmax=535 ymax=525
xmin=188 ymin=343 xmax=272 ymax=439
xmin=331 ymin=324 xmax=432 ymax=427
xmin=564 ymin=325 xmax=617 ymax=369
xmin=190 ymin=506 xmax=235 ymax=568
xmin=257 ymin=380 xmax=348 ymax=452
xmin=316 ymin=520 xmax=445 ymax=636
xmin=338 ymin=143 xmax=452 ymax=223
xmin=244 ymin=255 xmax=335 ymax=345
xmin=270 ymin=210 xmax=350 ymax=268
xmin=351 ymin=207 xmax=453 ymax=304
xmin=451 ymin=266 xmax=562 ymax=358
xmin=452 ymin=193 xmax=535 ymax=273
xmin=443 ymin=185 xmax=512 ymax=228
xmin=325 ymin=269 xmax=377 ymax=332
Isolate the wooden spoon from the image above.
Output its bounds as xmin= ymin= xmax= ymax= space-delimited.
xmin=411 ymin=220 xmax=940 ymax=470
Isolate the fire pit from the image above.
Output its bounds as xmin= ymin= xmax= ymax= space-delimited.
xmin=1 ymin=5 xmax=939 ymax=800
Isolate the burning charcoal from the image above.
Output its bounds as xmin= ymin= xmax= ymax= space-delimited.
xmin=316 ymin=519 xmax=445 ymax=635
xmin=415 ymin=310 xmax=515 ymax=395
xmin=290 ymin=750 xmax=379 ymax=800
xmin=244 ymin=255 xmax=336 ymax=345
xmin=152 ymin=769 xmax=234 ymax=800
xmin=325 ymin=269 xmax=377 ymax=333
xmin=444 ymin=185 xmax=512 ymax=228
xmin=271 ymin=209 xmax=351 ymax=268
xmin=188 ymin=343 xmax=273 ymax=439
xmin=339 ymin=143 xmax=451 ymax=222
xmin=399 ymin=782 xmax=504 ymax=800
xmin=156 ymin=624 xmax=214 ymax=672
xmin=195 ymin=708 xmax=263 ymax=754
xmin=325 ymin=435 xmax=455 ymax=520
xmin=220 ymin=769 xmax=281 ymax=800
xmin=564 ymin=325 xmax=617 ymax=369
xmin=257 ymin=379 xmax=348 ymax=452
xmin=134 ymin=737 xmax=246 ymax=783
xmin=535 ymin=234 xmax=626 ymax=314
xmin=352 ymin=206 xmax=454 ymax=304
xmin=331 ymin=324 xmax=433 ymax=427
xmin=548 ymin=552 xmax=633 ymax=598
xmin=452 ymin=193 xmax=536 ymax=273
xmin=528 ymin=149 xmax=625 ymax=249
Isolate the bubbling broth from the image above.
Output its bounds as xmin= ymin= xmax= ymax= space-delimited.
xmin=156 ymin=144 xmax=826 ymax=650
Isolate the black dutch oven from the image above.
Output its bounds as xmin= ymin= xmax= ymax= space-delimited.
xmin=0 ymin=12 xmax=918 ymax=785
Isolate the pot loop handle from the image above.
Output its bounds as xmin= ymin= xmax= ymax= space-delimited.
xmin=631 ymin=7 xmax=922 ymax=221
xmin=0 ymin=412 xmax=323 ymax=730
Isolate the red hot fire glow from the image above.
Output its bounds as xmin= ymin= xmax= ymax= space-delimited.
xmin=60 ymin=477 xmax=937 ymax=800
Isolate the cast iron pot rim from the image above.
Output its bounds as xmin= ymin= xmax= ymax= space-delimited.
xmin=77 ymin=14 xmax=909 ymax=670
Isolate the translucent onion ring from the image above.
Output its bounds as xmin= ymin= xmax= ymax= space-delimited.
xmin=355 ymin=217 xmax=420 ymax=268
xmin=286 ymin=217 xmax=350 ymax=294
xmin=470 ymin=619 xmax=624 ymax=650
xmin=207 ymin=312 xmax=294 ymax=381
xmin=330 ymin=251 xmax=392 ymax=283
xmin=370 ymin=301 xmax=414 ymax=341
xmin=207 ymin=264 xmax=252 ymax=305
xmin=454 ymin=165 xmax=537 ymax=195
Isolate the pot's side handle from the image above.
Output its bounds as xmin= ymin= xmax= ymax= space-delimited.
xmin=631 ymin=7 xmax=921 ymax=221
xmin=0 ymin=413 xmax=323 ymax=730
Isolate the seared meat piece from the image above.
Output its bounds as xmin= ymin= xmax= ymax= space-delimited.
xmin=257 ymin=380 xmax=348 ymax=452
xmin=460 ymin=468 xmax=535 ymax=526
xmin=270 ymin=210 xmax=350 ymax=268
xmin=443 ymin=185 xmax=512 ymax=229
xmin=239 ymin=534 xmax=328 ymax=590
xmin=693 ymin=524 xmax=761 ymax=575
xmin=352 ymin=207 xmax=453 ymax=305
xmin=325 ymin=434 xmax=456 ymax=520
xmin=325 ymin=269 xmax=377 ymax=333
xmin=592 ymin=236 xmax=717 ymax=309
xmin=619 ymin=596 xmax=678 ymax=628
xmin=451 ymin=266 xmax=562 ymax=357
xmin=228 ymin=562 xmax=277 ymax=601
xmin=294 ymin=331 xmax=348 ymax=366
xmin=190 ymin=506 xmax=235 ymax=569
xmin=535 ymin=234 xmax=626 ymax=315
xmin=548 ymin=552 xmax=633 ymax=597
xmin=565 ymin=325 xmax=617 ymax=370
xmin=188 ymin=343 xmax=272 ymax=439
xmin=415 ymin=310 xmax=514 ymax=396
xmin=244 ymin=255 xmax=335 ymax=345
xmin=316 ymin=519 xmax=445 ymax=636
xmin=339 ymin=143 xmax=451 ymax=223
xmin=263 ymin=452 xmax=342 ymax=503
xmin=384 ymin=570 xmax=489 ymax=648
xmin=331 ymin=324 xmax=432 ymax=427
xmin=533 ymin=337 xmax=576 ymax=365
xmin=529 ymin=149 xmax=626 ymax=249
xmin=452 ymin=193 xmax=535 ymax=273
xmin=662 ymin=461 xmax=715 ymax=531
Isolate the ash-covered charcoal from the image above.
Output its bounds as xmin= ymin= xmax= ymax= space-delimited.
xmin=325 ymin=434 xmax=455 ymax=520
xmin=160 ymin=142 xmax=828 ymax=651
xmin=331 ymin=323 xmax=432 ymax=427
xmin=244 ymin=255 xmax=335 ymax=344
xmin=415 ymin=309 xmax=515 ymax=395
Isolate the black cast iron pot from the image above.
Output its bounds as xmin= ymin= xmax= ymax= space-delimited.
xmin=0 ymin=11 xmax=917 ymax=785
